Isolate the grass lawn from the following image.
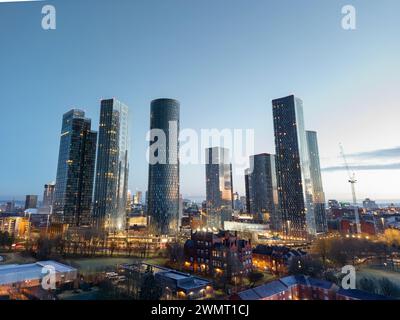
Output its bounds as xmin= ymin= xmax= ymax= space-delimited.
xmin=358 ymin=266 xmax=400 ymax=287
xmin=0 ymin=252 xmax=36 ymax=265
xmin=65 ymin=257 xmax=139 ymax=276
xmin=57 ymin=287 xmax=101 ymax=300
xmin=144 ymin=257 xmax=169 ymax=266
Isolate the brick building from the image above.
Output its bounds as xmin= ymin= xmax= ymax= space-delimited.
xmin=184 ymin=230 xmax=252 ymax=280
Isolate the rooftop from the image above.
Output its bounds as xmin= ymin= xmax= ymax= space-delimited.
xmin=0 ymin=261 xmax=77 ymax=286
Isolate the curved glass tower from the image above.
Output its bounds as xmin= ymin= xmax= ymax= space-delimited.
xmin=147 ymin=98 xmax=180 ymax=235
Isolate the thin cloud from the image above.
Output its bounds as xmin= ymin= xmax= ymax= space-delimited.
xmin=322 ymin=162 xmax=400 ymax=172
xmin=348 ymin=147 xmax=400 ymax=160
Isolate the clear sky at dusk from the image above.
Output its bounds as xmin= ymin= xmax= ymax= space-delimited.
xmin=0 ymin=0 xmax=399 ymax=202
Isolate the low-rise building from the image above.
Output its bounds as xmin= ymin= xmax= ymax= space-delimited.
xmin=0 ymin=215 xmax=30 ymax=238
xmin=234 ymin=275 xmax=389 ymax=300
xmin=0 ymin=261 xmax=77 ymax=296
xmin=184 ymin=230 xmax=252 ymax=280
xmin=252 ymin=245 xmax=307 ymax=274
xmin=121 ymin=263 xmax=213 ymax=300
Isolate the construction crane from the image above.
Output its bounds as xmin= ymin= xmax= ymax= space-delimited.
xmin=339 ymin=143 xmax=361 ymax=234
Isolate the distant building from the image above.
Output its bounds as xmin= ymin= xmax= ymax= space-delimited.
xmin=233 ymin=192 xmax=243 ymax=211
xmin=53 ymin=109 xmax=97 ymax=227
xmin=205 ymin=147 xmax=234 ymax=228
xmin=5 ymin=201 xmax=15 ymax=214
xmin=272 ymin=95 xmax=315 ymax=238
xmin=147 ymin=99 xmax=180 ymax=235
xmin=246 ymin=153 xmax=280 ymax=230
xmin=224 ymin=221 xmax=269 ymax=235
xmin=306 ymin=131 xmax=327 ymax=233
xmin=93 ymin=98 xmax=130 ymax=231
xmin=328 ymin=200 xmax=340 ymax=209
xmin=134 ymin=191 xmax=143 ymax=205
xmin=184 ymin=230 xmax=252 ymax=280
xmin=363 ymin=198 xmax=379 ymax=210
xmin=0 ymin=215 xmax=30 ymax=238
xmin=42 ymin=183 xmax=55 ymax=208
xmin=24 ymin=195 xmax=38 ymax=210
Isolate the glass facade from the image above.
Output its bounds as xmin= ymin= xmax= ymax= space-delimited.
xmin=246 ymin=154 xmax=280 ymax=231
xmin=306 ymin=131 xmax=327 ymax=233
xmin=93 ymin=99 xmax=130 ymax=231
xmin=205 ymin=147 xmax=233 ymax=228
xmin=147 ymin=98 xmax=180 ymax=235
xmin=53 ymin=109 xmax=97 ymax=227
xmin=272 ymin=95 xmax=315 ymax=238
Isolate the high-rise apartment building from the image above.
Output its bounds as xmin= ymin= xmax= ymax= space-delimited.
xmin=205 ymin=147 xmax=234 ymax=228
xmin=42 ymin=182 xmax=55 ymax=208
xmin=246 ymin=153 xmax=280 ymax=231
xmin=272 ymin=95 xmax=315 ymax=237
xmin=53 ymin=109 xmax=97 ymax=227
xmin=24 ymin=195 xmax=38 ymax=210
xmin=306 ymin=131 xmax=327 ymax=233
xmin=93 ymin=99 xmax=130 ymax=231
xmin=147 ymin=98 xmax=180 ymax=235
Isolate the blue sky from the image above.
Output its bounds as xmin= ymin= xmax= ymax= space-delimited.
xmin=1 ymin=0 xmax=400 ymax=201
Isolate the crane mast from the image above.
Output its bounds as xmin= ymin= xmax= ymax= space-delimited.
xmin=339 ymin=144 xmax=361 ymax=234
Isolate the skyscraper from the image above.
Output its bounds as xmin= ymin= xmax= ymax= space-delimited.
xmin=147 ymin=98 xmax=180 ymax=235
xmin=244 ymin=169 xmax=251 ymax=214
xmin=272 ymin=95 xmax=315 ymax=238
xmin=246 ymin=153 xmax=280 ymax=231
xmin=53 ymin=109 xmax=97 ymax=227
xmin=205 ymin=147 xmax=234 ymax=228
xmin=93 ymin=99 xmax=130 ymax=231
xmin=306 ymin=131 xmax=327 ymax=233
xmin=25 ymin=195 xmax=38 ymax=210
xmin=42 ymin=182 xmax=55 ymax=208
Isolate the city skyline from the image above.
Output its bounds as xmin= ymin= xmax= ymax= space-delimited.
xmin=1 ymin=0 xmax=400 ymax=305
xmin=1 ymin=1 xmax=400 ymax=202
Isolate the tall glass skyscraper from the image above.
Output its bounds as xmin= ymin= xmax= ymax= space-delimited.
xmin=306 ymin=130 xmax=327 ymax=233
xmin=205 ymin=147 xmax=234 ymax=228
xmin=147 ymin=98 xmax=180 ymax=235
xmin=93 ymin=99 xmax=130 ymax=232
xmin=246 ymin=153 xmax=280 ymax=231
xmin=272 ymin=95 xmax=315 ymax=238
xmin=53 ymin=109 xmax=97 ymax=227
